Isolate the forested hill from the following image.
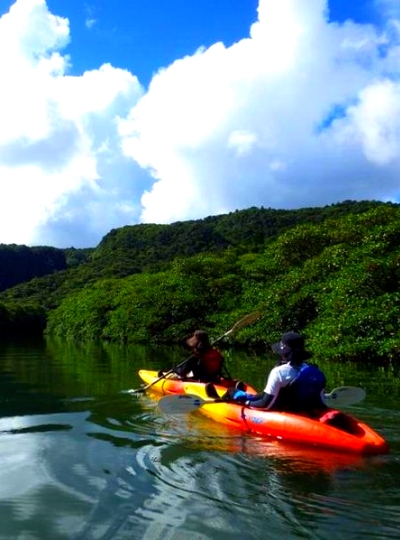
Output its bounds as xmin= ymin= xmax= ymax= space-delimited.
xmin=0 ymin=245 xmax=67 ymax=292
xmin=0 ymin=245 xmax=93 ymax=293
xmin=0 ymin=200 xmax=389 ymax=301
xmin=0 ymin=199 xmax=399 ymax=363
xmin=94 ymin=200 xmax=385 ymax=267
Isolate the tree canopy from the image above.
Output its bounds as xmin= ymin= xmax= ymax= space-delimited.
xmin=0 ymin=200 xmax=399 ymax=363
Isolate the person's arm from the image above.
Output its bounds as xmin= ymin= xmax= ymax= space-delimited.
xmin=174 ymin=356 xmax=197 ymax=377
xmin=230 ymin=390 xmax=274 ymax=408
xmin=244 ymin=366 xmax=283 ymax=408
xmin=245 ymin=392 xmax=274 ymax=408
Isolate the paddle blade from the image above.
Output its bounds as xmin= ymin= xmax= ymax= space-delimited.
xmin=324 ymin=386 xmax=366 ymax=407
xmin=228 ymin=311 xmax=261 ymax=333
xmin=124 ymin=388 xmax=146 ymax=395
xmin=159 ymin=394 xmax=207 ymax=414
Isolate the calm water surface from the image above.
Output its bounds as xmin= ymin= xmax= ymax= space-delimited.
xmin=0 ymin=337 xmax=399 ymax=540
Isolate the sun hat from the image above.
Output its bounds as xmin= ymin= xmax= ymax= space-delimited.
xmin=272 ymin=332 xmax=305 ymax=353
xmin=271 ymin=331 xmax=312 ymax=363
xmin=186 ymin=330 xmax=210 ymax=349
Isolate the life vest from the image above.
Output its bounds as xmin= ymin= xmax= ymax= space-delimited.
xmin=290 ymin=364 xmax=326 ymax=400
xmin=274 ymin=364 xmax=326 ymax=412
xmin=200 ymin=348 xmax=224 ymax=376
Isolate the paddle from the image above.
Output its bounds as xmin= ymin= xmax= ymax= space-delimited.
xmin=158 ymin=386 xmax=366 ymax=414
xmin=128 ymin=311 xmax=261 ymax=395
xmin=323 ymin=386 xmax=366 ymax=406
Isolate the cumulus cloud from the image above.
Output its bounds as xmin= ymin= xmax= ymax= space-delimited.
xmin=328 ymin=80 xmax=400 ymax=165
xmin=0 ymin=0 xmax=400 ymax=247
xmin=0 ymin=0 xmax=143 ymax=246
xmin=120 ymin=0 xmax=400 ymax=223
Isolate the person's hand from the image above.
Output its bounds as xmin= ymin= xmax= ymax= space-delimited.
xmin=233 ymin=390 xmax=249 ymax=401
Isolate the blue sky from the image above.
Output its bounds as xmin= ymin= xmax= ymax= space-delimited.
xmin=39 ymin=0 xmax=378 ymax=85
xmin=0 ymin=0 xmax=399 ymax=247
xmin=44 ymin=0 xmax=260 ymax=87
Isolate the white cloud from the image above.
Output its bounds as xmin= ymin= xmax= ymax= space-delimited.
xmin=328 ymin=79 xmax=400 ymax=165
xmin=119 ymin=0 xmax=400 ymax=225
xmin=0 ymin=0 xmax=143 ymax=246
xmin=84 ymin=3 xmax=97 ymax=30
xmin=228 ymin=131 xmax=259 ymax=156
xmin=85 ymin=18 xmax=96 ymax=29
xmin=0 ymin=0 xmax=400 ymax=247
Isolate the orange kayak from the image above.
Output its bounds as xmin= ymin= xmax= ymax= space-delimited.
xmin=157 ymin=390 xmax=389 ymax=456
xmin=195 ymin=399 xmax=389 ymax=455
xmin=137 ymin=369 xmax=257 ymax=397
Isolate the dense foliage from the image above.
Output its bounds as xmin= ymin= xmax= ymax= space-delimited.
xmin=0 ymin=200 xmax=386 ymax=310
xmin=96 ymin=199 xmax=384 ymax=262
xmin=0 ymin=301 xmax=46 ymax=336
xmin=0 ymin=200 xmax=399 ymax=363
xmin=0 ymin=244 xmax=68 ymax=292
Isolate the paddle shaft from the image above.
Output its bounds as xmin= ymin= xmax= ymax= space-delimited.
xmin=129 ymin=311 xmax=260 ymax=394
xmin=158 ymin=386 xmax=366 ymax=414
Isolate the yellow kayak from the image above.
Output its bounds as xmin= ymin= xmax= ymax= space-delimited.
xmin=138 ymin=369 xmax=257 ymax=398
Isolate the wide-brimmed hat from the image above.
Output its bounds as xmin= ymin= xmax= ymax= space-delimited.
xmin=271 ymin=331 xmax=311 ymax=362
xmin=186 ymin=330 xmax=210 ymax=349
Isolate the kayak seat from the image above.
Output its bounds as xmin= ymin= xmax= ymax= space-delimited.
xmin=205 ymin=383 xmax=220 ymax=398
xmin=158 ymin=370 xmax=182 ymax=380
xmin=319 ymin=410 xmax=365 ymax=436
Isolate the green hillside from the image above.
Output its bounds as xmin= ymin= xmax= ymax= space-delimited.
xmin=0 ymin=200 xmax=383 ymax=311
xmin=0 ymin=200 xmax=399 ymax=363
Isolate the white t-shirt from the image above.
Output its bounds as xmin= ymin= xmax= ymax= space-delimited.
xmin=263 ymin=362 xmax=308 ymax=408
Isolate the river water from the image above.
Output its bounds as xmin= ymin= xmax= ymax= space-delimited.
xmin=0 ymin=337 xmax=399 ymax=539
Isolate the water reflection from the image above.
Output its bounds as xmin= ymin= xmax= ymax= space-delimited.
xmin=0 ymin=337 xmax=399 ymax=539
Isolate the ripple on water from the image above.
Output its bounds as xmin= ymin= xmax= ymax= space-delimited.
xmin=1 ymin=391 xmax=397 ymax=540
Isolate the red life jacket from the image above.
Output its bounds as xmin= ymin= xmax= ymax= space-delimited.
xmin=200 ymin=347 xmax=224 ymax=376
